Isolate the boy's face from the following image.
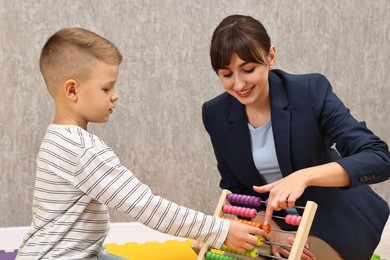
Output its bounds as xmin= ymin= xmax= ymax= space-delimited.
xmin=75 ymin=60 xmax=119 ymax=127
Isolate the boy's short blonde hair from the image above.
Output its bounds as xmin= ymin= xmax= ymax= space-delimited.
xmin=39 ymin=27 xmax=123 ymax=95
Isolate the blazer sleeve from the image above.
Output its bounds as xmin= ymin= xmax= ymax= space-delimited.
xmin=308 ymin=74 xmax=390 ymax=187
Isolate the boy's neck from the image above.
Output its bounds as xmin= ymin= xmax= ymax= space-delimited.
xmin=53 ymin=113 xmax=88 ymax=130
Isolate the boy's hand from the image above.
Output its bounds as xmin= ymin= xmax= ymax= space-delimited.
xmin=224 ymin=220 xmax=267 ymax=252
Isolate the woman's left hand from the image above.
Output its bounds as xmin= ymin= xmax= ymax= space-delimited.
xmin=251 ymin=214 xmax=315 ymax=260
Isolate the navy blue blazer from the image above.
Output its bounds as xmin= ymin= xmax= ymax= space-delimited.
xmin=202 ymin=69 xmax=390 ymax=260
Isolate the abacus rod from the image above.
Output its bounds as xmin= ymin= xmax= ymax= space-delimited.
xmin=259 ymin=202 xmax=305 ymax=210
xmin=264 ymin=213 xmax=287 ymax=220
xmin=256 ymin=212 xmax=300 ymax=220
xmin=270 ymin=228 xmax=296 ymax=234
xmin=265 ymin=240 xmax=292 ymax=248
xmin=223 ymin=251 xmax=288 ymax=260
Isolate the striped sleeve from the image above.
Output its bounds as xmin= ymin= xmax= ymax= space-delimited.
xmin=73 ymin=144 xmax=230 ymax=248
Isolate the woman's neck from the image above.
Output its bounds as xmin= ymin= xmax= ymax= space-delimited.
xmin=245 ymin=92 xmax=271 ymax=128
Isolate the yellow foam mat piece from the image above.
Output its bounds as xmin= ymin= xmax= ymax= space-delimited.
xmin=105 ymin=239 xmax=197 ymax=260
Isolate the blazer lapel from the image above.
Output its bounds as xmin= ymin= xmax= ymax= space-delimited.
xmin=269 ymin=71 xmax=293 ymax=176
xmin=226 ymin=98 xmax=266 ymax=187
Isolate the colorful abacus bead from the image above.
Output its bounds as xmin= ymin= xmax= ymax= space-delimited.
xmin=220 ymin=216 xmax=262 ymax=228
xmin=261 ymin=224 xmax=271 ymax=233
xmin=205 ymin=251 xmax=240 ymax=260
xmin=256 ymin=236 xmax=265 ymax=246
xmin=226 ymin=193 xmax=262 ymax=206
xmin=223 ymin=203 xmax=302 ymax=226
xmin=222 ymin=205 xmax=257 ymax=218
xmin=285 ymin=214 xmax=302 ymax=226
xmin=220 ymin=216 xmax=271 ymax=233
xmin=220 ymin=245 xmax=259 ymax=258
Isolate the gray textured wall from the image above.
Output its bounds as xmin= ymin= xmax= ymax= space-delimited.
xmin=0 ymin=0 xmax=389 ymax=227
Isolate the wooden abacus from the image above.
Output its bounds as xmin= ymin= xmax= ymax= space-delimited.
xmin=192 ymin=189 xmax=318 ymax=260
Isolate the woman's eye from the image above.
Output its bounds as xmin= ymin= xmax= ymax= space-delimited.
xmin=223 ymin=73 xmax=233 ymax=78
xmin=243 ymin=68 xmax=255 ymax=73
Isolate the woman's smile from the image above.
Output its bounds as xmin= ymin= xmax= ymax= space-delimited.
xmin=236 ymin=85 xmax=255 ymax=97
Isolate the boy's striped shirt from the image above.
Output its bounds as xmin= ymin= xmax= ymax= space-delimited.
xmin=17 ymin=124 xmax=229 ymax=259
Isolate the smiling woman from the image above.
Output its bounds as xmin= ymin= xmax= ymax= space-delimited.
xmin=202 ymin=14 xmax=390 ymax=260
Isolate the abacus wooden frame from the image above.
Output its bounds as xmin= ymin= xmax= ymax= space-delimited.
xmin=192 ymin=189 xmax=318 ymax=260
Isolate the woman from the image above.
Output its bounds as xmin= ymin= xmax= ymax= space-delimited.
xmin=202 ymin=14 xmax=390 ymax=260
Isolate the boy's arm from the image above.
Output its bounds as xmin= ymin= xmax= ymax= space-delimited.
xmin=74 ymin=145 xmax=264 ymax=249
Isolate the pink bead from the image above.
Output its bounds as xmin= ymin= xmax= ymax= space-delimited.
xmin=222 ymin=205 xmax=257 ymax=218
xmin=285 ymin=214 xmax=292 ymax=224
xmin=294 ymin=216 xmax=302 ymax=225
xmin=285 ymin=214 xmax=301 ymax=226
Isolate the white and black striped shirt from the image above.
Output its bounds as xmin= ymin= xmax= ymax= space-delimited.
xmin=17 ymin=124 xmax=229 ymax=259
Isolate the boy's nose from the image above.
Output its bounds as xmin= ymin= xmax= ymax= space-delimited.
xmin=111 ymin=93 xmax=119 ymax=102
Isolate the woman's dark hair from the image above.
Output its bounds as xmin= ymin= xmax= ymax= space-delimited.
xmin=210 ymin=15 xmax=271 ymax=73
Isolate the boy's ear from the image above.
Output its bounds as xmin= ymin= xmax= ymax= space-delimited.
xmin=64 ymin=79 xmax=79 ymax=102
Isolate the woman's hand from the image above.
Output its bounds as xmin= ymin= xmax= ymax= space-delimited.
xmin=267 ymin=231 xmax=315 ymax=260
xmin=251 ymin=214 xmax=315 ymax=260
xmin=254 ymin=170 xmax=308 ymax=226
xmin=254 ymin=162 xmax=349 ymax=226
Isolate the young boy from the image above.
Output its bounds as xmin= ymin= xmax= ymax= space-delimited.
xmin=16 ymin=27 xmax=265 ymax=259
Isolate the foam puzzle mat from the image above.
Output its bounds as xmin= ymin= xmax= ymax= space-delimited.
xmin=105 ymin=239 xmax=197 ymax=260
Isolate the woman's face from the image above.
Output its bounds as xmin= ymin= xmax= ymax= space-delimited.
xmin=217 ymin=47 xmax=275 ymax=107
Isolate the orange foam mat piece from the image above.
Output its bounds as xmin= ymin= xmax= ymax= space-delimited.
xmin=105 ymin=239 xmax=197 ymax=260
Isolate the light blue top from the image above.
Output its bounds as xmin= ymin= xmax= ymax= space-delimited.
xmin=248 ymin=120 xmax=283 ymax=183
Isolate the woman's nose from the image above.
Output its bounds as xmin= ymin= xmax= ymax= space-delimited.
xmin=233 ymin=75 xmax=246 ymax=91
